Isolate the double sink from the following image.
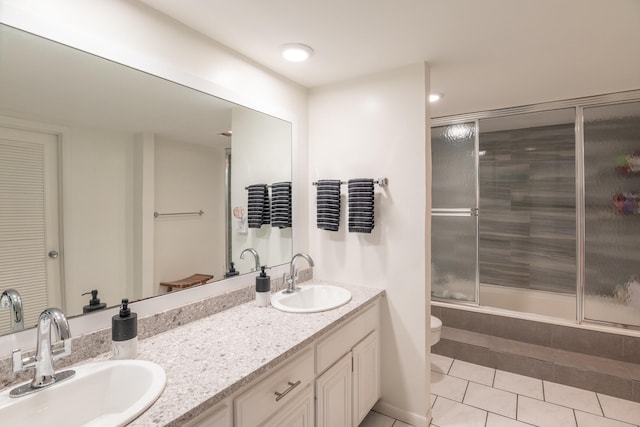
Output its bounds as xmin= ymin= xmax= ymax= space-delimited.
xmin=0 ymin=284 xmax=351 ymax=425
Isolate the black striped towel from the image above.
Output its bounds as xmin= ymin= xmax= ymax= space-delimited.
xmin=348 ymin=178 xmax=375 ymax=233
xmin=316 ymin=180 xmax=342 ymax=231
xmin=247 ymin=184 xmax=270 ymax=228
xmin=271 ymin=181 xmax=292 ymax=229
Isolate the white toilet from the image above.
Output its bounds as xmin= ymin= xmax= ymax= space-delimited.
xmin=430 ymin=315 xmax=442 ymax=346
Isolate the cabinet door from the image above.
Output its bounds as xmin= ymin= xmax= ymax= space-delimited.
xmin=352 ymin=331 xmax=380 ymax=426
xmin=316 ymin=352 xmax=352 ymax=427
xmin=262 ymin=384 xmax=314 ymax=427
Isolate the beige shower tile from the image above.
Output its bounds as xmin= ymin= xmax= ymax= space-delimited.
xmin=463 ymin=381 xmax=517 ymax=418
xmin=598 ymin=393 xmax=640 ymax=425
xmin=544 ymin=380 xmax=602 ymax=415
xmin=431 ymin=371 xmax=468 ymax=402
xmin=449 ymin=359 xmax=495 ymax=386
xmin=518 ymin=395 xmax=577 ymax=427
xmin=494 ymin=369 xmax=543 ymax=400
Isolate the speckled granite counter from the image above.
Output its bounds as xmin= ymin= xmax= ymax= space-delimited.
xmin=110 ymin=281 xmax=383 ymax=426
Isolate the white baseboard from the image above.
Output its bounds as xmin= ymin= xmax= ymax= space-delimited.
xmin=373 ymin=400 xmax=430 ymax=427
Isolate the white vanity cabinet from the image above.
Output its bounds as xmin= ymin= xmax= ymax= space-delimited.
xmin=179 ymin=298 xmax=380 ymax=427
xmin=315 ymin=301 xmax=380 ymax=427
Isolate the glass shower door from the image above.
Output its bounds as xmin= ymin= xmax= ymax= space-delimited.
xmin=431 ymin=123 xmax=479 ymax=303
xmin=583 ymin=101 xmax=640 ymax=327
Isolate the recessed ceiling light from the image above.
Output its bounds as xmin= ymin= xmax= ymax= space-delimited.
xmin=429 ymin=92 xmax=443 ymax=103
xmin=281 ymin=43 xmax=314 ymax=62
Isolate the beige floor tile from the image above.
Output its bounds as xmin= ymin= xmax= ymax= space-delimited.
xmin=431 ymin=353 xmax=454 ymax=374
xmin=431 ymin=371 xmax=468 ymax=402
xmin=518 ymin=395 xmax=577 ymax=427
xmin=494 ymin=370 xmax=543 ymax=400
xmin=448 ymin=359 xmax=495 ymax=386
xmin=359 ymin=410 xmax=395 ymax=427
xmin=432 ymin=397 xmax=487 ymax=427
xmin=463 ymin=381 xmax=517 ymax=419
xmin=544 ymin=381 xmax=602 ymax=416
xmin=486 ymin=413 xmax=536 ymax=427
xmin=598 ymin=393 xmax=640 ymax=425
xmin=575 ymin=410 xmax=638 ymax=427
xmin=392 ymin=420 xmax=414 ymax=427
xmin=430 ymin=393 xmax=437 ymax=407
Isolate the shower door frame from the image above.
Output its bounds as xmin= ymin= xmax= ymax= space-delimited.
xmin=432 ymin=89 xmax=640 ymax=327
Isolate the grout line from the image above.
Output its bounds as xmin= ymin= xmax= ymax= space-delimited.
xmin=595 ymin=392 xmax=605 ymax=418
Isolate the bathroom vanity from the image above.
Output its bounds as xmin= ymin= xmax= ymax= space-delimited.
xmin=121 ymin=281 xmax=383 ymax=426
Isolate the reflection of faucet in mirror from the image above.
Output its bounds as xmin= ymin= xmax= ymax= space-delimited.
xmin=283 ymin=253 xmax=315 ymax=294
xmin=240 ymin=248 xmax=261 ymax=272
xmin=11 ymin=308 xmax=74 ymax=397
xmin=1 ymin=289 xmax=24 ymax=332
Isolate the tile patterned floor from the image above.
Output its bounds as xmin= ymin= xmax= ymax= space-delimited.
xmin=360 ymin=355 xmax=640 ymax=427
xmin=429 ymin=354 xmax=640 ymax=427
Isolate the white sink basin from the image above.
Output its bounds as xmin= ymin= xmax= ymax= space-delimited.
xmin=271 ymin=285 xmax=352 ymax=313
xmin=0 ymin=359 xmax=166 ymax=427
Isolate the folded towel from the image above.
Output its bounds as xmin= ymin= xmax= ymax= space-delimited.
xmin=247 ymin=184 xmax=270 ymax=228
xmin=316 ymin=179 xmax=342 ymax=231
xmin=271 ymin=181 xmax=292 ymax=228
xmin=348 ymin=178 xmax=375 ymax=233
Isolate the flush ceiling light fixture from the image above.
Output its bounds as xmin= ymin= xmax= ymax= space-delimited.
xmin=429 ymin=92 xmax=443 ymax=103
xmin=281 ymin=43 xmax=314 ymax=62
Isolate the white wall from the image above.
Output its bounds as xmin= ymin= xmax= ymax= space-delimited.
xmin=63 ymin=127 xmax=134 ymax=314
xmin=308 ymin=63 xmax=430 ymax=425
xmin=154 ymin=139 xmax=227 ymax=291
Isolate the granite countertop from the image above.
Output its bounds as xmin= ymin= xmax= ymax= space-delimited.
xmin=116 ymin=280 xmax=383 ymax=426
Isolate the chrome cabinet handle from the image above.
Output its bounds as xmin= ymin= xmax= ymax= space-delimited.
xmin=274 ymin=380 xmax=301 ymax=402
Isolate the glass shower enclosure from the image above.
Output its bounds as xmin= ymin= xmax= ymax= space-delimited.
xmin=431 ymin=92 xmax=640 ymax=329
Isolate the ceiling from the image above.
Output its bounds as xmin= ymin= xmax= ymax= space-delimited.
xmin=138 ymin=0 xmax=640 ymax=116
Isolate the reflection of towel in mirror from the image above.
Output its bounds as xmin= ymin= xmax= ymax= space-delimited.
xmin=271 ymin=181 xmax=292 ymax=228
xmin=348 ymin=179 xmax=375 ymax=233
xmin=247 ymin=184 xmax=270 ymax=228
xmin=316 ymin=180 xmax=342 ymax=231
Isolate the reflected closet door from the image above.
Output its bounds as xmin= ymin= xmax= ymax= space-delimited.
xmin=431 ymin=123 xmax=479 ymax=303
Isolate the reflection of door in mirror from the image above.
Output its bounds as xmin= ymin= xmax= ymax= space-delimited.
xmin=0 ymin=124 xmax=63 ymax=335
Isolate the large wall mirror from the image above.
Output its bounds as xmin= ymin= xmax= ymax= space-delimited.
xmin=0 ymin=24 xmax=293 ymax=335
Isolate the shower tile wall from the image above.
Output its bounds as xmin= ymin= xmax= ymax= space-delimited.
xmin=479 ymin=124 xmax=576 ymax=293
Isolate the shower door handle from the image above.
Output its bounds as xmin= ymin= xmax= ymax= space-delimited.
xmin=432 ymin=208 xmax=478 ymax=217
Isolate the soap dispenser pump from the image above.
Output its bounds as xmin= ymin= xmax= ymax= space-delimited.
xmin=82 ymin=289 xmax=107 ymax=313
xmin=255 ymin=266 xmax=271 ymax=307
xmin=112 ymin=298 xmax=137 ymax=360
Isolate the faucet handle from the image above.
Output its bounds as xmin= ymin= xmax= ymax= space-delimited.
xmin=11 ymin=349 xmax=35 ymax=373
xmin=11 ymin=349 xmax=23 ymax=373
xmin=51 ymin=339 xmax=72 ymax=360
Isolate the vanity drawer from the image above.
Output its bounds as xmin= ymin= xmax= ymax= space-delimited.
xmin=234 ymin=346 xmax=314 ymax=427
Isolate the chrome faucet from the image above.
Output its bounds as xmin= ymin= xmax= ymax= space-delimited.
xmin=240 ymin=248 xmax=261 ymax=272
xmin=283 ymin=253 xmax=315 ymax=294
xmin=1 ymin=289 xmax=24 ymax=332
xmin=11 ymin=307 xmax=75 ymax=397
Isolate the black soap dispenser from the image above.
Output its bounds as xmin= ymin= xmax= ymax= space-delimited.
xmin=224 ymin=261 xmax=239 ymax=278
xmin=112 ymin=298 xmax=137 ymax=360
xmin=255 ymin=266 xmax=271 ymax=307
xmin=82 ymin=290 xmax=107 ymax=313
